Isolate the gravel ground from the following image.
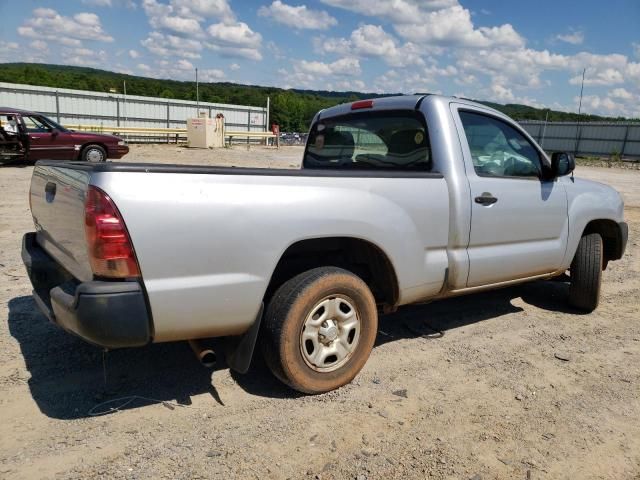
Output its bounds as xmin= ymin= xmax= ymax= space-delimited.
xmin=0 ymin=145 xmax=639 ymax=479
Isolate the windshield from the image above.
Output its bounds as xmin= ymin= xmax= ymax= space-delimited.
xmin=304 ymin=110 xmax=431 ymax=171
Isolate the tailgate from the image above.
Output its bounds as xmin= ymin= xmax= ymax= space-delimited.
xmin=29 ymin=164 xmax=94 ymax=282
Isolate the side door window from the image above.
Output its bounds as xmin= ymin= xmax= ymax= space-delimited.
xmin=23 ymin=116 xmax=52 ymax=133
xmin=459 ymin=111 xmax=542 ymax=178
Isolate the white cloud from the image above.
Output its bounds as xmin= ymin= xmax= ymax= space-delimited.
xmin=423 ymin=63 xmax=458 ymax=77
xmin=141 ymin=0 xmax=235 ymax=36
xmin=143 ymin=0 xmax=203 ymax=36
xmin=18 ymin=8 xmax=114 ymax=45
xmin=556 ymin=30 xmax=584 ymax=45
xmin=141 ymin=31 xmax=203 ymax=59
xmin=63 ymin=47 xmax=109 ymax=67
xmin=609 ymin=88 xmax=634 ymax=101
xmin=371 ymin=69 xmax=437 ymax=94
xmin=280 ymin=57 xmax=362 ymax=88
xmin=128 ymin=49 xmax=140 ymax=59
xmin=82 ymin=0 xmax=113 ymax=6
xmin=229 ymin=63 xmax=240 ymax=71
xmin=394 ymin=5 xmax=524 ymax=48
xmin=258 ymin=1 xmax=337 ymax=30
xmin=30 ymin=40 xmax=49 ymax=51
xmin=176 ymin=59 xmax=194 ymax=70
xmin=577 ymin=94 xmax=640 ymax=118
xmin=207 ymin=22 xmax=262 ymax=60
xmin=455 ymin=48 xmax=566 ymax=90
xmin=297 ymin=57 xmax=361 ymax=76
xmin=136 ymin=60 xmax=225 ymax=83
xmin=315 ymin=24 xmax=425 ymax=67
xmin=633 ymin=42 xmax=640 ymax=60
xmin=172 ymin=0 xmax=235 ymax=21
xmin=320 ymin=1 xmax=523 ymax=49
xmin=198 ymin=68 xmax=226 ymax=81
xmin=319 ymin=0 xmax=457 ymax=24
xmin=569 ymin=68 xmax=624 ymax=86
xmin=566 ymin=53 xmax=632 ymax=86
xmin=141 ymin=1 xmax=263 ymax=61
xmin=490 ymin=84 xmax=515 ymax=102
xmin=82 ymin=0 xmax=137 ymax=7
xmin=0 ymin=42 xmax=20 ymax=63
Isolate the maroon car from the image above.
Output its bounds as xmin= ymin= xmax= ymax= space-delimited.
xmin=0 ymin=107 xmax=129 ymax=164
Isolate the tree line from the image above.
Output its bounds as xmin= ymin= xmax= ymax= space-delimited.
xmin=0 ymin=63 xmax=633 ymax=132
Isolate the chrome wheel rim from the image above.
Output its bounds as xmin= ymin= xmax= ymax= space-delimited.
xmin=300 ymin=295 xmax=361 ymax=372
xmin=86 ymin=148 xmax=105 ymax=162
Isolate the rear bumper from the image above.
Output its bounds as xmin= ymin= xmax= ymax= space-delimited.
xmin=22 ymin=232 xmax=151 ymax=349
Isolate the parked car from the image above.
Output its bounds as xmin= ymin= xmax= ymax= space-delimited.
xmin=0 ymin=107 xmax=128 ymax=164
xmin=21 ymin=95 xmax=627 ymax=394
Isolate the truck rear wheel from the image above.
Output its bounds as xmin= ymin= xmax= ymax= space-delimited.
xmin=261 ymin=267 xmax=378 ymax=394
xmin=569 ymin=233 xmax=603 ymax=312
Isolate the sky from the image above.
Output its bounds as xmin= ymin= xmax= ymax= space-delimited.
xmin=1 ymin=0 xmax=639 ymax=117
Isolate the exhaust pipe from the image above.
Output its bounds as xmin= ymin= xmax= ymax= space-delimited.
xmin=188 ymin=340 xmax=217 ymax=368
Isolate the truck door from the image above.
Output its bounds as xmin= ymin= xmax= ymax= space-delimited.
xmin=452 ymin=106 xmax=568 ymax=287
xmin=21 ymin=115 xmax=75 ymax=161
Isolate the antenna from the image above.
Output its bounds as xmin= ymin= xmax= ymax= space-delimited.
xmin=577 ymin=67 xmax=586 ymax=116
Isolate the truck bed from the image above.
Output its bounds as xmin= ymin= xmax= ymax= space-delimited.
xmin=29 ymin=160 xmax=450 ymax=343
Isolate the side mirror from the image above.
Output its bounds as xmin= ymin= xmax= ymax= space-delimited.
xmin=51 ymin=129 xmax=59 ymax=137
xmin=551 ymin=152 xmax=575 ymax=177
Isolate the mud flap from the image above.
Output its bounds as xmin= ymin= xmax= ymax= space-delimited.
xmin=224 ymin=303 xmax=264 ymax=374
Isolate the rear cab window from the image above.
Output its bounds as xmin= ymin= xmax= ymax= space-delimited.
xmin=303 ymin=111 xmax=431 ymax=171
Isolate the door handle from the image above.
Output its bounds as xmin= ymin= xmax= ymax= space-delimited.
xmin=475 ymin=193 xmax=498 ymax=205
xmin=45 ymin=181 xmax=57 ymax=196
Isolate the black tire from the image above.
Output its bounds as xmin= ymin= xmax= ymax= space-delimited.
xmin=261 ymin=267 xmax=378 ymax=394
xmin=81 ymin=144 xmax=106 ymax=162
xmin=569 ymin=233 xmax=603 ymax=312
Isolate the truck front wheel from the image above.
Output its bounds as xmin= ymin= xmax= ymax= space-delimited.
xmin=569 ymin=233 xmax=603 ymax=312
xmin=261 ymin=267 xmax=378 ymax=394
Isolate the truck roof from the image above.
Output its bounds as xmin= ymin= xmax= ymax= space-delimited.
xmin=316 ymin=94 xmax=504 ymax=121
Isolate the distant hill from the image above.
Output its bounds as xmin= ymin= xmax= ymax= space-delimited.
xmin=0 ymin=63 xmax=632 ymax=131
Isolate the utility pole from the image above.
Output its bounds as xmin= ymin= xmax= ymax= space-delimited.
xmin=123 ymin=80 xmax=127 ymax=126
xmin=574 ymin=68 xmax=586 ymax=155
xmin=266 ymin=96 xmax=270 ymax=132
xmin=195 ymin=68 xmax=199 ymax=115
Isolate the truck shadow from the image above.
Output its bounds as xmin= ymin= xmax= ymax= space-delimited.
xmin=8 ymin=280 xmax=580 ymax=418
xmin=7 ymin=295 xmax=225 ymax=420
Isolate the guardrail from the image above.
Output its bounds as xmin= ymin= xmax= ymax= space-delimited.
xmin=226 ymin=131 xmax=278 ymax=148
xmin=65 ymin=124 xmax=186 ymax=143
xmin=65 ymin=125 xmax=279 ymax=147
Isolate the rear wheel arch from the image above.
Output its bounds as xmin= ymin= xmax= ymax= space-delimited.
xmin=265 ymin=237 xmax=400 ymax=310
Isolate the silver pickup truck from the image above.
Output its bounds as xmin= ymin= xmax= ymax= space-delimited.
xmin=22 ymin=95 xmax=628 ymax=394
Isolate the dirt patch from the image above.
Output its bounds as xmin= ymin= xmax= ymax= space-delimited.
xmin=1 ymin=146 xmax=639 ymax=479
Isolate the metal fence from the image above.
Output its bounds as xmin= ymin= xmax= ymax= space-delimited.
xmin=519 ymin=120 xmax=640 ymax=159
xmin=0 ymin=81 xmax=268 ymax=141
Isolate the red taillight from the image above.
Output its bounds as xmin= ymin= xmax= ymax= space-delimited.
xmin=351 ymin=100 xmax=374 ymax=110
xmin=85 ymin=186 xmax=140 ymax=278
